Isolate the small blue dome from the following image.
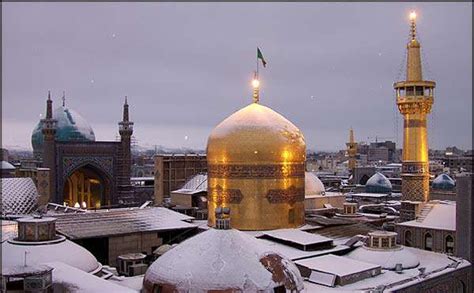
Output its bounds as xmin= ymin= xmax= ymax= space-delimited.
xmin=31 ymin=105 xmax=95 ymax=154
xmin=365 ymin=172 xmax=392 ymax=194
xmin=432 ymin=174 xmax=455 ymax=191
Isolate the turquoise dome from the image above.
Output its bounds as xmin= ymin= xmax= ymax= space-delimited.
xmin=31 ymin=105 xmax=95 ymax=154
xmin=432 ymin=174 xmax=455 ymax=191
xmin=365 ymin=172 xmax=392 ymax=194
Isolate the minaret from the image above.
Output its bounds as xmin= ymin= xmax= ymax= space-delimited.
xmin=394 ymin=12 xmax=435 ymax=202
xmin=346 ymin=128 xmax=357 ymax=174
xmin=41 ymin=91 xmax=57 ymax=203
xmin=117 ymin=96 xmax=134 ymax=205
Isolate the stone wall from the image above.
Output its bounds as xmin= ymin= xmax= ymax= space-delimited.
xmin=108 ymin=232 xmax=163 ymax=267
xmin=393 ymin=265 xmax=471 ymax=293
xmin=396 ymin=225 xmax=455 ymax=254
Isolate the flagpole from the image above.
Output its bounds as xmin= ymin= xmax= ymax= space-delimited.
xmin=256 ymin=47 xmax=259 ymax=79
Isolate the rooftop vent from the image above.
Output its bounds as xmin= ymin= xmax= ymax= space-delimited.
xmin=395 ymin=263 xmax=403 ymax=273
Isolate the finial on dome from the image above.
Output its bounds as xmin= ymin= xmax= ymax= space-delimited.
xmin=62 ymin=91 xmax=66 ymax=107
xmin=252 ymin=71 xmax=260 ymax=103
xmin=409 ymin=11 xmax=417 ymax=40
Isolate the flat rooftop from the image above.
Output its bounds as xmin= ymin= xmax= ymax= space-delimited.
xmin=257 ymin=229 xmax=333 ymax=251
xmin=296 ymin=254 xmax=380 ymax=278
xmin=397 ymin=200 xmax=456 ymax=231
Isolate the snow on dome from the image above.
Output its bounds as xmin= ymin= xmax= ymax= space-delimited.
xmin=2 ymin=237 xmax=102 ymax=274
xmin=1 ymin=161 xmax=15 ymax=170
xmin=32 ymin=105 xmax=96 ymax=155
xmin=346 ymin=238 xmax=420 ymax=271
xmin=143 ymin=228 xmax=304 ymax=292
xmin=305 ymin=172 xmax=325 ymax=196
xmin=1 ymin=178 xmax=39 ymax=216
xmin=432 ymin=173 xmax=455 ymax=191
xmin=365 ymin=172 xmax=392 ymax=194
xmin=207 ymin=102 xmax=306 ymax=164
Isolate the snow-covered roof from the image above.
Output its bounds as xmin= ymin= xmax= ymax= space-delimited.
xmin=109 ymin=275 xmax=144 ymax=291
xmin=2 ymin=237 xmax=101 ymax=273
xmin=304 ymin=247 xmax=470 ymax=292
xmin=1 ymin=177 xmax=39 ymax=216
xmin=258 ymin=229 xmax=333 ymax=250
xmin=397 ymin=201 xmax=456 ymax=231
xmin=255 ymin=238 xmax=350 ymax=261
xmin=54 ymin=207 xmax=196 ymax=239
xmin=46 ymin=262 xmax=136 ymax=293
xmin=1 ymin=160 xmax=15 ymax=170
xmin=296 ymin=254 xmax=381 ymax=277
xmin=346 ymin=245 xmax=420 ymax=270
xmin=171 ymin=173 xmax=208 ymax=194
xmin=349 ymin=192 xmax=389 ymax=198
xmin=144 ymin=228 xmax=304 ymax=292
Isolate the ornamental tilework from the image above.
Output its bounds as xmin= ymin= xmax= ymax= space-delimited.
xmin=208 ymin=164 xmax=305 ymax=179
xmin=209 ymin=185 xmax=244 ymax=205
xmin=266 ymin=186 xmax=305 ymax=205
xmin=62 ymin=156 xmax=114 ymax=178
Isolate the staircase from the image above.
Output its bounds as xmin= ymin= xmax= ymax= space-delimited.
xmin=416 ymin=203 xmax=434 ymax=222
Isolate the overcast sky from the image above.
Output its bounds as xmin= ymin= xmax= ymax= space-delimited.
xmin=2 ymin=2 xmax=472 ymax=152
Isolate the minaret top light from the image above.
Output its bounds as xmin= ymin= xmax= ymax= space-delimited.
xmin=409 ymin=11 xmax=417 ymax=21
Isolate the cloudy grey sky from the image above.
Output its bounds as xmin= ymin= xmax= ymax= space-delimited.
xmin=2 ymin=2 xmax=472 ymax=151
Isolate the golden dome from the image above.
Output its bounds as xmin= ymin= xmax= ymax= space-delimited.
xmin=207 ymin=102 xmax=306 ymax=231
xmin=207 ymin=103 xmax=305 ymax=164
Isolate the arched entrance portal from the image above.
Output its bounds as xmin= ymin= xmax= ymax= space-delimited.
xmin=63 ymin=165 xmax=110 ymax=209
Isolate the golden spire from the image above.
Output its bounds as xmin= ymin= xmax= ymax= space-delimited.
xmin=406 ymin=11 xmax=422 ymax=81
xmin=409 ymin=11 xmax=417 ymax=40
xmin=349 ymin=127 xmax=355 ymax=144
xmin=252 ymin=71 xmax=260 ymax=103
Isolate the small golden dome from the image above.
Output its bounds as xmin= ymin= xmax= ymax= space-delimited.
xmin=207 ymin=103 xmax=306 ymax=164
xmin=206 ymin=102 xmax=306 ymax=231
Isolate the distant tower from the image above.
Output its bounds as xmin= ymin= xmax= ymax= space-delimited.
xmin=41 ymin=91 xmax=57 ymax=201
xmin=117 ymin=97 xmax=134 ymax=203
xmin=346 ymin=128 xmax=357 ymax=174
xmin=394 ymin=12 xmax=435 ymax=202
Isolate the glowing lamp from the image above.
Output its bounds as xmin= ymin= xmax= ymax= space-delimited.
xmin=409 ymin=11 xmax=417 ymax=21
xmin=252 ymin=79 xmax=260 ymax=88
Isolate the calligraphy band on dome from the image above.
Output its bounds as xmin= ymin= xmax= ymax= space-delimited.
xmin=207 ymin=163 xmax=305 ymax=179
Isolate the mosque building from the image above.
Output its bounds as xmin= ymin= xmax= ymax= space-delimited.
xmin=1 ymin=10 xmax=472 ymax=293
xmin=27 ymin=92 xmax=142 ymax=208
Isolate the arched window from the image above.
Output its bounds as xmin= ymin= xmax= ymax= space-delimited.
xmin=424 ymin=232 xmax=433 ymax=251
xmin=445 ymin=235 xmax=454 ymax=254
xmin=404 ymin=230 xmax=412 ymax=247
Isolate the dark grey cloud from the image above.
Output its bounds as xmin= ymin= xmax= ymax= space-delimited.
xmin=2 ymin=2 xmax=472 ymax=151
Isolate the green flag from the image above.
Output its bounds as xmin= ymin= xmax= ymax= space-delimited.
xmin=257 ymin=48 xmax=267 ymax=68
